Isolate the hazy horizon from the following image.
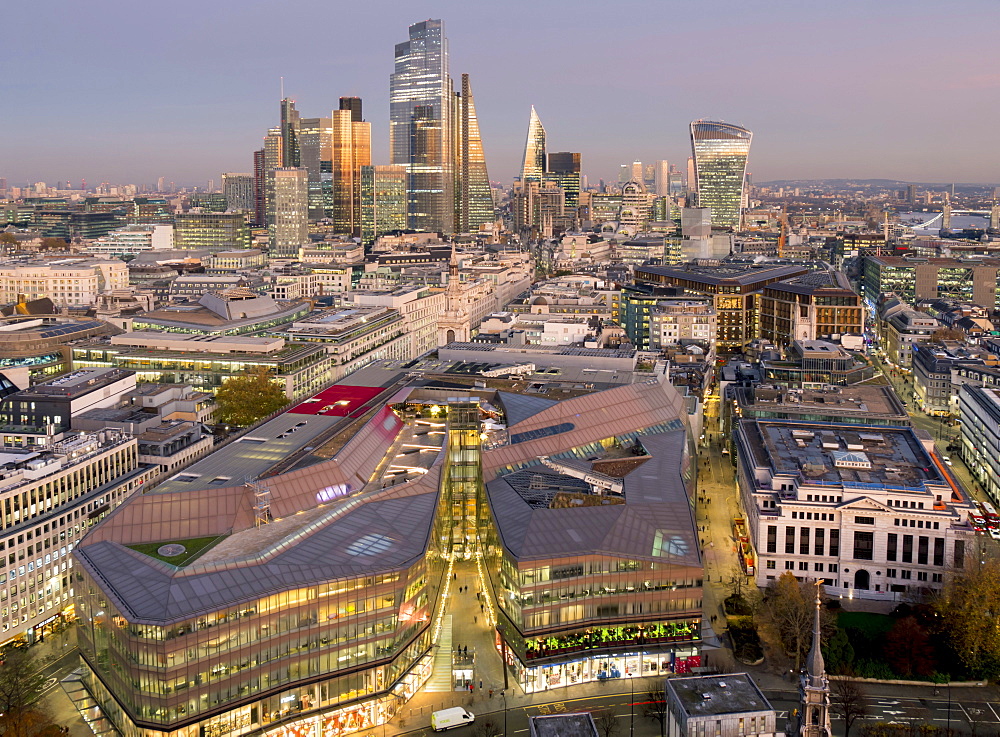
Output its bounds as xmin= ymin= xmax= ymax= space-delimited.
xmin=4 ymin=0 xmax=1000 ymax=188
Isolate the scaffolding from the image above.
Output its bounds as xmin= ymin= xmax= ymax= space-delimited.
xmin=245 ymin=476 xmax=272 ymax=527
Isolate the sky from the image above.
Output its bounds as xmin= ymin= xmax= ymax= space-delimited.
xmin=3 ymin=0 xmax=1000 ymax=188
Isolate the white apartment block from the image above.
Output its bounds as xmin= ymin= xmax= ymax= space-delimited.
xmin=736 ymin=419 xmax=976 ymax=602
xmin=0 ymin=258 xmax=129 ymax=306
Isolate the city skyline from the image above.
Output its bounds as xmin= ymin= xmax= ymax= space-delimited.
xmin=4 ymin=0 xmax=1000 ymax=187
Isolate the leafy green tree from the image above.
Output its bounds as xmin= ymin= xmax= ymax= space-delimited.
xmin=0 ymin=647 xmax=55 ymax=737
xmin=214 ymin=367 xmax=288 ymax=427
xmin=823 ymin=627 xmax=855 ymax=674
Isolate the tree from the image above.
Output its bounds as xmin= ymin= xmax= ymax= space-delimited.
xmin=933 ymin=557 xmax=1000 ymax=679
xmin=214 ymin=367 xmax=288 ymax=427
xmin=594 ymin=708 xmax=621 ymax=737
xmin=830 ymin=678 xmax=868 ymax=737
xmin=724 ymin=563 xmax=751 ymax=601
xmin=823 ymin=627 xmax=855 ymax=674
xmin=930 ymin=327 xmax=966 ymax=342
xmin=39 ymin=238 xmax=66 ymax=251
xmin=642 ymin=685 xmax=669 ymax=737
xmin=758 ymin=573 xmax=835 ymax=672
xmin=0 ymin=647 xmax=54 ymax=737
xmin=472 ymin=718 xmax=501 ymax=737
xmin=883 ymin=617 xmax=934 ymax=678
xmin=0 ymin=233 xmax=17 ymax=246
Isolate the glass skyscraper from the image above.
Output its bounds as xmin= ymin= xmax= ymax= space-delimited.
xmin=690 ymin=120 xmax=752 ymax=230
xmin=455 ymin=73 xmax=494 ymax=233
xmin=390 ymin=19 xmax=454 ymax=233
xmin=520 ymin=105 xmax=546 ymax=182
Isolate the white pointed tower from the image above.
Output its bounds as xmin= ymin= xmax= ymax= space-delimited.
xmin=798 ymin=584 xmax=831 ymax=737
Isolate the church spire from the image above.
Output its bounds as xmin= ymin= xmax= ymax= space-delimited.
xmin=806 ymin=586 xmax=825 ymax=686
xmin=798 ymin=581 xmax=831 ymax=737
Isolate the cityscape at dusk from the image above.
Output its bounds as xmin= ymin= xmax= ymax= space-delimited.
xmin=5 ymin=0 xmax=1000 ymax=186
xmin=3 ymin=5 xmax=1000 ymax=737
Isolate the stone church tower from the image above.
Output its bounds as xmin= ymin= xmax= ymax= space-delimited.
xmin=437 ymin=245 xmax=472 ymax=346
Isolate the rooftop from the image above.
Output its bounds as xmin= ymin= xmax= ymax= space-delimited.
xmin=736 ymin=384 xmax=907 ymax=420
xmin=666 ymin=673 xmax=774 ymax=718
xmin=13 ymin=367 xmax=133 ymax=399
xmin=529 ymin=713 xmax=599 ymax=737
xmin=741 ymin=420 xmax=945 ymax=489
xmin=636 ymin=262 xmax=808 ymax=287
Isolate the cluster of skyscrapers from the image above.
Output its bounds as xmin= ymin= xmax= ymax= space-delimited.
xmin=243 ymin=19 xmax=494 ymax=255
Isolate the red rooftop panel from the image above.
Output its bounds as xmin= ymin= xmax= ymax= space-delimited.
xmin=287 ymin=385 xmax=385 ymax=416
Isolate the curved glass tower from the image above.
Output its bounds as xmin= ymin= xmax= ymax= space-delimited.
xmin=520 ymin=106 xmax=546 ymax=183
xmin=689 ymin=120 xmax=752 ymax=230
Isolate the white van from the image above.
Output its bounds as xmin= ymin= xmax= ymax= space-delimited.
xmin=431 ymin=708 xmax=475 ymax=732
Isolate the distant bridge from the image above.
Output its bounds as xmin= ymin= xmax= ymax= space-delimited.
xmin=906 ymin=210 xmax=990 ymax=229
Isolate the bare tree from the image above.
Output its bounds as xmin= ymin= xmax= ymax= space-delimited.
xmin=642 ymin=685 xmax=669 ymax=737
xmin=594 ymin=708 xmax=622 ymax=737
xmin=0 ymin=647 xmax=53 ymax=737
xmin=830 ymin=678 xmax=869 ymax=737
xmin=472 ymin=718 xmax=501 ymax=737
xmin=758 ymin=573 xmax=835 ymax=672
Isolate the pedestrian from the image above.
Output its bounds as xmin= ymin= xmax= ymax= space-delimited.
xmin=464 ymin=645 xmax=468 ymax=655
xmin=469 ymin=683 xmax=474 ymax=693
xmin=453 ymin=573 xmax=457 ymax=580
xmin=480 ymin=603 xmax=484 ymax=612
xmin=479 ymin=679 xmax=483 ymax=690
xmin=489 ymin=688 xmax=494 ymax=699
xmin=474 ymin=616 xmax=478 ymax=624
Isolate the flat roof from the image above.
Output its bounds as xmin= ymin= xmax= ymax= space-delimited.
xmin=529 ymin=714 xmax=599 ymax=737
xmin=666 ymin=673 xmax=774 ymax=718
xmin=740 ymin=420 xmax=944 ymax=488
xmin=738 ymin=384 xmax=907 ymax=419
xmin=636 ymin=263 xmax=808 ymax=286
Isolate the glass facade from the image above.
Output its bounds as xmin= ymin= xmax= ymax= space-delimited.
xmin=690 ymin=120 xmax=752 ymax=230
xmin=520 ymin=106 xmax=546 ymax=183
xmin=454 ymin=74 xmax=494 ymax=234
xmin=389 ymin=19 xmax=454 ymax=233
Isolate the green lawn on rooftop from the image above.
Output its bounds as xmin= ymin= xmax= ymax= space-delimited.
xmin=127 ymin=535 xmax=226 ymax=566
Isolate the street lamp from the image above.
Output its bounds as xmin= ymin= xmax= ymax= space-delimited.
xmin=500 ymin=689 xmax=508 ymax=737
xmin=627 ymin=671 xmax=635 ymax=737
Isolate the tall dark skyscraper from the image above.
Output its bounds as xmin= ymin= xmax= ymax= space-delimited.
xmin=280 ymin=98 xmax=301 ymax=169
xmin=546 ymin=151 xmax=581 ymax=209
xmin=455 ymin=74 xmax=494 ymax=234
xmin=339 ymin=96 xmax=363 ymax=123
xmin=252 ymin=148 xmax=266 ymax=226
xmin=390 ymin=19 xmax=454 ymax=233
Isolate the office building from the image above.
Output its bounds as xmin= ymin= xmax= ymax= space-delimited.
xmin=360 ymin=165 xmax=408 ymax=246
xmin=268 ymin=168 xmax=309 ymax=257
xmin=736 ymin=419 xmax=975 ymax=601
xmin=758 ymin=271 xmax=864 ymax=348
xmin=959 ymin=385 xmax=1000 ymax=507
xmin=280 ymin=98 xmax=300 ymax=169
xmin=731 ymin=384 xmax=909 ymax=428
xmin=221 ymin=173 xmax=254 ymax=213
xmin=297 ymin=116 xmax=333 ymax=221
xmin=454 ymin=74 xmax=494 ymax=233
xmin=0 ymin=314 xmax=114 ymax=387
xmin=912 ymin=342 xmax=992 ymax=416
xmin=390 ymin=19 xmax=454 ymax=233
xmin=85 ymin=224 xmax=174 ymax=258
xmin=633 ymin=263 xmax=808 ymax=354
xmin=252 ymin=149 xmax=266 ymax=226
xmin=546 ymin=152 xmax=582 ymax=210
xmin=520 ymin=106 xmax=546 ymax=183
xmin=0 ymin=258 xmax=129 ymax=307
xmin=331 ymin=104 xmax=371 ymax=235
xmin=690 ymin=120 xmax=752 ymax=229
xmin=665 ymin=674 xmax=778 ymax=737
xmin=653 ymin=159 xmax=670 ymax=196
xmin=174 ymin=212 xmax=251 ymax=253
xmin=860 ymin=256 xmax=1000 ymax=312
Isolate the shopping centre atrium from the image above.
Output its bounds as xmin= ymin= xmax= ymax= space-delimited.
xmin=73 ymin=361 xmax=703 ymax=737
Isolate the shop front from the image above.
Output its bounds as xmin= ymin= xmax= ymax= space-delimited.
xmin=520 ymin=648 xmax=702 ymax=693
